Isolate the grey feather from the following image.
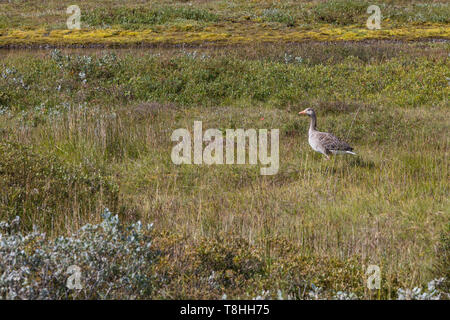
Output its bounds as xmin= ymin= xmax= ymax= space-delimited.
xmin=299 ymin=108 xmax=356 ymax=158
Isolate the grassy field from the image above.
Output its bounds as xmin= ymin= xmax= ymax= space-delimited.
xmin=0 ymin=0 xmax=449 ymax=45
xmin=0 ymin=1 xmax=449 ymax=300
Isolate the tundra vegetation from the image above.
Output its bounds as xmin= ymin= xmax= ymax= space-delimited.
xmin=0 ymin=0 xmax=449 ymax=299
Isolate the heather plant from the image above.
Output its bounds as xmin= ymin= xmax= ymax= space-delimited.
xmin=0 ymin=141 xmax=119 ymax=234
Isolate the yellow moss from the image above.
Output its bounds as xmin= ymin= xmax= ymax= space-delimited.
xmin=0 ymin=23 xmax=448 ymax=46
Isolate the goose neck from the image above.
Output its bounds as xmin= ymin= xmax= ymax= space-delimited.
xmin=309 ymin=114 xmax=317 ymax=133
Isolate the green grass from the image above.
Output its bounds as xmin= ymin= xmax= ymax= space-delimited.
xmin=0 ymin=40 xmax=448 ymax=298
xmin=0 ymin=0 xmax=449 ymax=302
xmin=0 ymin=0 xmax=448 ymax=30
xmin=83 ymin=6 xmax=219 ymax=30
xmin=0 ymin=1 xmax=448 ymax=47
xmin=0 ymin=140 xmax=119 ymax=235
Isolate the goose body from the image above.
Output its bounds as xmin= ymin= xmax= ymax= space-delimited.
xmin=299 ymin=108 xmax=356 ymax=159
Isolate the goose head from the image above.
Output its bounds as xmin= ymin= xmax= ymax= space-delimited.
xmin=298 ymin=108 xmax=315 ymax=117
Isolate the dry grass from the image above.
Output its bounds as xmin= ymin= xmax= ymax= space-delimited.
xmin=0 ymin=4 xmax=448 ymax=297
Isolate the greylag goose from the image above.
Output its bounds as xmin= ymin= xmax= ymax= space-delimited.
xmin=298 ymin=108 xmax=356 ymax=160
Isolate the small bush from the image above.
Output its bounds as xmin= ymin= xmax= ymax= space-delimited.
xmin=50 ymin=49 xmax=119 ymax=83
xmin=195 ymin=238 xmax=265 ymax=279
xmin=83 ymin=6 xmax=218 ymax=29
xmin=0 ymin=90 xmax=10 ymax=107
xmin=0 ymin=210 xmax=156 ymax=299
xmin=396 ymin=278 xmax=449 ymax=300
xmin=433 ymin=223 xmax=450 ymax=291
xmin=312 ymin=0 xmax=369 ymax=25
xmin=261 ymin=9 xmax=295 ymax=26
xmin=0 ymin=141 xmax=119 ymax=233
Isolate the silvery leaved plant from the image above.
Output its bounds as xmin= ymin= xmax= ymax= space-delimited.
xmin=1 ymin=67 xmax=29 ymax=90
xmin=0 ymin=210 xmax=156 ymax=299
xmin=397 ymin=278 xmax=449 ymax=300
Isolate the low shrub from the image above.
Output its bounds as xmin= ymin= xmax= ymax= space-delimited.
xmin=83 ymin=6 xmax=218 ymax=29
xmin=0 ymin=141 xmax=119 ymax=233
xmin=312 ymin=0 xmax=369 ymax=25
xmin=432 ymin=223 xmax=450 ymax=291
xmin=0 ymin=210 xmax=156 ymax=299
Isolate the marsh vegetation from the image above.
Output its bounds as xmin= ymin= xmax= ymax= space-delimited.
xmin=0 ymin=0 xmax=448 ymax=299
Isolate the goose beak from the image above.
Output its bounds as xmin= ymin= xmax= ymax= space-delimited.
xmin=298 ymin=110 xmax=307 ymax=115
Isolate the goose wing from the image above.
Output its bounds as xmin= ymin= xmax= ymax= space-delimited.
xmin=316 ymin=131 xmax=353 ymax=152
